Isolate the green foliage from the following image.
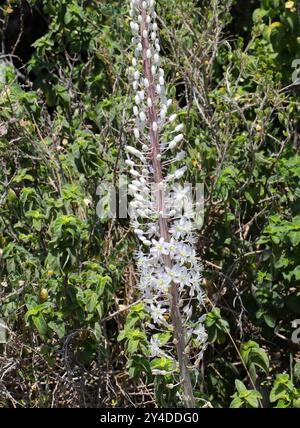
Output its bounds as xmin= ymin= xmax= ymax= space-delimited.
xmin=0 ymin=0 xmax=300 ymax=408
xmin=230 ymin=380 xmax=262 ymax=408
xmin=205 ymin=308 xmax=230 ymax=344
xmin=118 ymin=304 xmax=148 ymax=356
xmin=270 ymin=373 xmax=300 ymax=408
xmin=252 ymin=0 xmax=300 ymax=82
xmin=240 ymin=341 xmax=269 ymax=382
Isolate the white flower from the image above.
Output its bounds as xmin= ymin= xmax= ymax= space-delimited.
xmin=188 ymin=269 xmax=202 ymax=286
xmin=193 ymin=323 xmax=207 ymax=345
xmin=149 ymin=336 xmax=162 ymax=357
xmin=170 ymin=217 xmax=193 ymax=238
xmin=150 ymin=237 xmax=169 ymax=256
xmin=166 ymin=264 xmax=186 ymax=284
xmin=167 ymin=238 xmax=178 ymax=257
xmin=155 ymin=273 xmax=171 ymax=293
xmin=174 ymin=242 xmax=195 ymax=264
xmin=149 ymin=303 xmax=167 ymax=325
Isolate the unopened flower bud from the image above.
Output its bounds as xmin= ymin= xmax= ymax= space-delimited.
xmin=175 ymin=124 xmax=184 ymax=132
xmin=125 ymin=159 xmax=135 ymax=167
xmin=140 ymin=111 xmax=146 ymax=122
xmin=174 ymin=133 xmax=183 ymax=143
xmin=153 ymin=53 xmax=159 ymax=64
xmin=169 ymin=140 xmax=177 ymax=150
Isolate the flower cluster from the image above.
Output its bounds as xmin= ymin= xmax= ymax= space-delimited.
xmin=127 ymin=0 xmax=207 ymax=379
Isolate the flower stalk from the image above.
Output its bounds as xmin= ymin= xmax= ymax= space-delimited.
xmin=127 ymin=0 xmax=207 ymax=407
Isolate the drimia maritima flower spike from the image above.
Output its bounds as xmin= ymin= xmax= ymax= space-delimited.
xmin=126 ymin=0 xmax=207 ymax=407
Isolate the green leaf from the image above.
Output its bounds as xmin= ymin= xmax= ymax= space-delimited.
xmin=235 ymin=379 xmax=247 ymax=393
xmin=230 ymin=396 xmax=243 ymax=408
xmin=85 ymin=291 xmax=98 ymax=313
xmin=48 ymin=321 xmax=65 ymax=339
xmin=32 ymin=314 xmax=47 ymax=337
xmin=245 ymin=392 xmax=261 ymax=408
xmin=270 ymin=374 xmax=294 ymax=403
xmin=241 ymin=341 xmax=269 ymax=374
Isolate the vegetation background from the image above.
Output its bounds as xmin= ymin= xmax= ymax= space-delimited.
xmin=0 ymin=0 xmax=300 ymax=408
